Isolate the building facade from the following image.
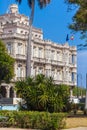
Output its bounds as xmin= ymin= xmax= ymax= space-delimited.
xmin=0 ymin=4 xmax=77 ymax=101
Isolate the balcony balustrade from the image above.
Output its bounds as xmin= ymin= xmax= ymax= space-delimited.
xmin=69 ymin=81 xmax=76 ymax=86
xmin=51 ymin=60 xmax=64 ymax=66
xmin=16 ymin=77 xmax=25 ymax=81
xmin=54 ymin=79 xmax=76 ymax=86
xmin=69 ymin=62 xmax=77 ymax=68
xmin=16 ymin=54 xmax=26 ymax=60
xmin=33 ymin=57 xmax=65 ymax=66
xmin=0 ymin=33 xmax=28 ymax=40
xmin=54 ymin=80 xmax=63 ymax=84
xmin=33 ymin=57 xmax=45 ymax=64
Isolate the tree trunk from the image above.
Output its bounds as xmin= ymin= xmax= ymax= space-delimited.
xmin=26 ymin=0 xmax=35 ymax=77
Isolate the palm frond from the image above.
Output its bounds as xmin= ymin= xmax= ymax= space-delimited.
xmin=27 ymin=0 xmax=32 ymax=8
xmin=37 ymin=0 xmax=50 ymax=8
xmin=15 ymin=0 xmax=22 ymax=4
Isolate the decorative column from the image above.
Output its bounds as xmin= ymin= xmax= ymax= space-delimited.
xmin=6 ymin=87 xmax=10 ymax=98
xmin=14 ymin=91 xmax=17 ymax=98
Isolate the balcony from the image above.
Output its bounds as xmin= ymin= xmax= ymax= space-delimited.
xmin=33 ymin=57 xmax=65 ymax=66
xmin=0 ymin=33 xmax=28 ymax=40
xmin=54 ymin=79 xmax=76 ymax=86
xmin=45 ymin=59 xmax=51 ymax=64
xmin=51 ymin=60 xmax=57 ymax=65
xmin=69 ymin=81 xmax=77 ymax=86
xmin=16 ymin=54 xmax=26 ymax=60
xmin=69 ymin=62 xmax=77 ymax=68
xmin=54 ymin=80 xmax=63 ymax=84
xmin=33 ymin=38 xmax=44 ymax=44
xmin=51 ymin=60 xmax=64 ymax=66
xmin=16 ymin=77 xmax=25 ymax=81
xmin=33 ymin=57 xmax=45 ymax=64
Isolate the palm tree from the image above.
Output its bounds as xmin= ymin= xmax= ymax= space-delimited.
xmin=16 ymin=0 xmax=50 ymax=77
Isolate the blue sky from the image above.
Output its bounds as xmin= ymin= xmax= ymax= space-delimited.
xmin=0 ymin=0 xmax=87 ymax=87
xmin=0 ymin=0 xmax=81 ymax=44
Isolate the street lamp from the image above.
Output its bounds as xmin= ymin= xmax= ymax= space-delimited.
xmin=77 ymin=73 xmax=82 ymax=98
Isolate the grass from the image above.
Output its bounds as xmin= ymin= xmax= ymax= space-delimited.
xmin=65 ymin=110 xmax=87 ymax=128
xmin=65 ymin=117 xmax=87 ymax=128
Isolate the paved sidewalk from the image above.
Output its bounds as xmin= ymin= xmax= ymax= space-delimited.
xmin=0 ymin=127 xmax=87 ymax=130
xmin=63 ymin=127 xmax=87 ymax=130
xmin=0 ymin=128 xmax=35 ymax=130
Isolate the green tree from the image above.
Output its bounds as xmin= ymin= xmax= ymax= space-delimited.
xmin=15 ymin=74 xmax=71 ymax=112
xmin=66 ymin=0 xmax=87 ymax=39
xmin=0 ymin=40 xmax=14 ymax=83
xmin=73 ymin=86 xmax=86 ymax=97
xmin=16 ymin=0 xmax=50 ymax=77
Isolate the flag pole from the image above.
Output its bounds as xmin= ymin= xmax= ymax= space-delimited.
xmin=70 ymin=35 xmax=74 ymax=46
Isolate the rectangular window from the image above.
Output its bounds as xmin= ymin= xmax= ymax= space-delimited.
xmin=51 ymin=69 xmax=55 ymax=78
xmin=17 ymin=64 xmax=23 ymax=78
xmin=38 ymin=47 xmax=43 ymax=58
xmin=45 ymin=49 xmax=51 ymax=59
xmin=57 ymin=52 xmax=62 ymax=61
xmin=72 ymin=72 xmax=74 ymax=82
xmin=46 ymin=69 xmax=49 ymax=77
xmin=33 ymin=67 xmax=37 ymax=76
xmin=72 ymin=55 xmax=76 ymax=64
xmin=7 ymin=43 xmax=12 ymax=54
xmin=39 ymin=67 xmax=43 ymax=74
xmin=33 ymin=46 xmax=37 ymax=57
xmin=17 ymin=43 xmax=23 ymax=55
xmin=51 ymin=50 xmax=55 ymax=60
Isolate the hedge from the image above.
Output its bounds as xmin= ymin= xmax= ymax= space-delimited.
xmin=0 ymin=111 xmax=66 ymax=130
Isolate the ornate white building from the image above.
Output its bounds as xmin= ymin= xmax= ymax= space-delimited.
xmin=0 ymin=4 xmax=77 ymax=104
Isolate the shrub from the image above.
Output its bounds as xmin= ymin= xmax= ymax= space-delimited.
xmin=77 ymin=103 xmax=85 ymax=111
xmin=0 ymin=111 xmax=66 ymax=130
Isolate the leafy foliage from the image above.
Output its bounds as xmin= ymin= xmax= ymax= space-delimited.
xmin=0 ymin=40 xmax=14 ymax=83
xmin=16 ymin=0 xmax=50 ymax=8
xmin=73 ymin=86 xmax=86 ymax=97
xmin=0 ymin=111 xmax=66 ymax=129
xmin=65 ymin=0 xmax=87 ymax=39
xmin=15 ymin=74 xmax=71 ymax=112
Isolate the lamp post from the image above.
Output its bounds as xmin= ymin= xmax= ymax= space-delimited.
xmin=77 ymin=73 xmax=82 ymax=98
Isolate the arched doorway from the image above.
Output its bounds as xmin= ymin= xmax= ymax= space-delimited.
xmin=10 ymin=87 xmax=14 ymax=98
xmin=0 ymin=86 xmax=7 ymax=97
